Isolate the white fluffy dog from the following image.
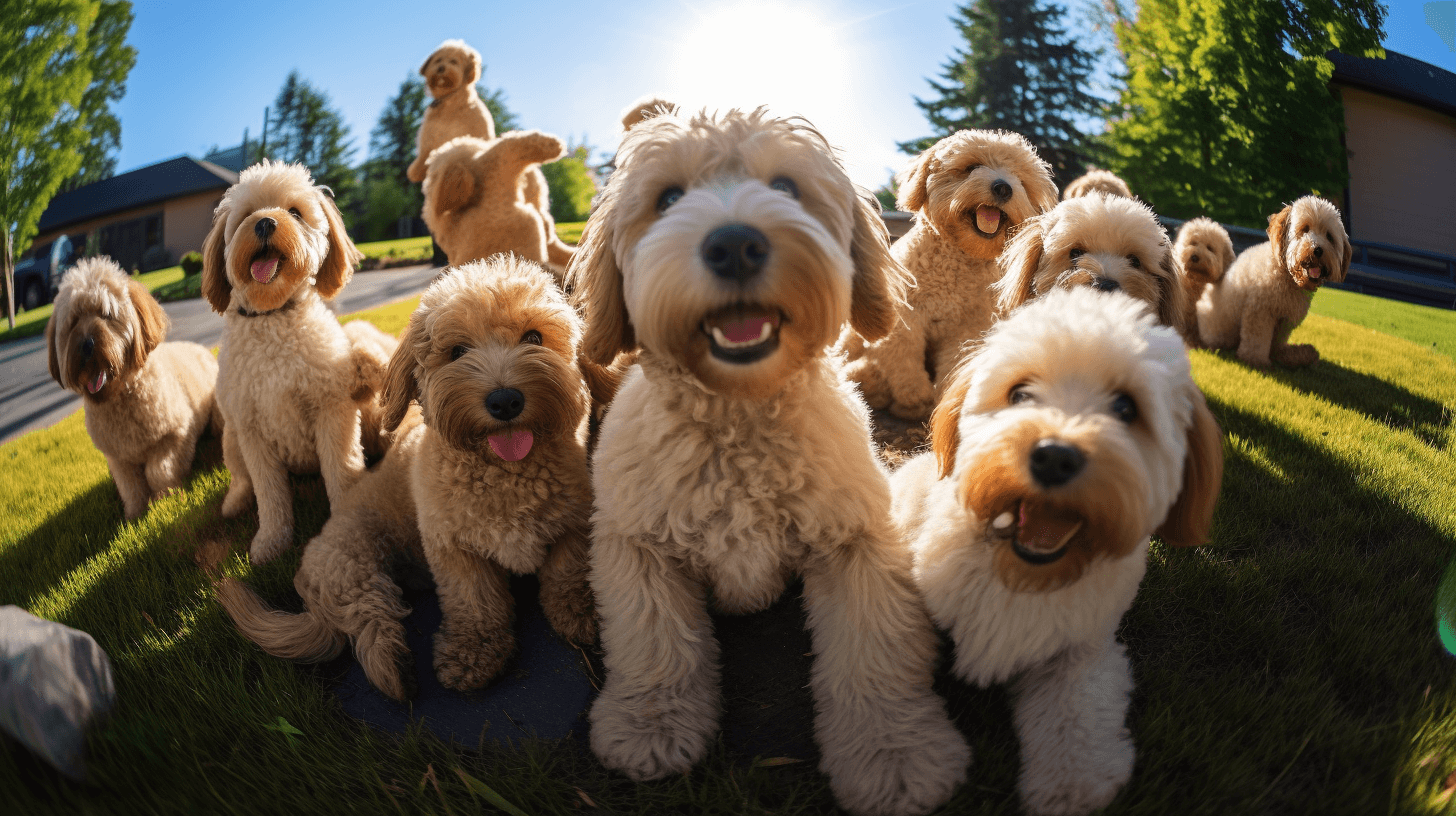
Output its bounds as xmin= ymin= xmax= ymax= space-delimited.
xmin=892 ymin=287 xmax=1223 ymax=816
xmin=570 ymin=108 xmax=969 ymax=816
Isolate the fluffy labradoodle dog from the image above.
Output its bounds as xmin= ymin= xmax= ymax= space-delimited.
xmin=202 ymin=160 xmax=394 ymax=564
xmin=216 ymin=257 xmax=596 ymax=699
xmin=992 ymin=192 xmax=1187 ymax=338
xmin=1061 ymin=168 xmax=1132 ymax=200
xmin=569 ymin=107 xmax=970 ymax=816
xmin=842 ymin=129 xmax=1058 ymax=420
xmin=894 ymin=287 xmax=1223 ymax=816
xmin=423 ymin=131 xmax=573 ymax=285
xmin=1198 ymin=196 xmax=1350 ymax=367
xmin=408 ymin=39 xmax=573 ymax=271
xmin=1173 ymin=217 xmax=1236 ymax=346
xmin=45 ymin=257 xmax=222 ymax=520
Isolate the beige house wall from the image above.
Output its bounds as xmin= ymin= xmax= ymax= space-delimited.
xmin=1340 ymin=86 xmax=1456 ymax=257
xmin=30 ymin=189 xmax=223 ymax=266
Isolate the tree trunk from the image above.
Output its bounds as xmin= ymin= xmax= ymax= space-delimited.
xmin=4 ymin=230 xmax=14 ymax=332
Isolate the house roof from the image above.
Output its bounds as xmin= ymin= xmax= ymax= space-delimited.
xmin=37 ymin=156 xmax=238 ymax=234
xmin=1330 ymin=49 xmax=1456 ymax=120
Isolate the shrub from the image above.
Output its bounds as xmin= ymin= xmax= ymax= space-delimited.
xmin=540 ymin=146 xmax=597 ymax=223
xmin=180 ymin=251 xmax=203 ymax=276
xmin=140 ymin=245 xmax=172 ymax=272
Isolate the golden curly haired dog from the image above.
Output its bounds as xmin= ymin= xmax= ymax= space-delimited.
xmin=1197 ymin=196 xmax=1350 ymax=367
xmin=45 ymin=256 xmax=221 ymax=519
xmin=1061 ymin=168 xmax=1132 ymax=200
xmin=202 ymin=160 xmax=395 ymax=564
xmin=992 ymin=192 xmax=1187 ymax=338
xmin=216 ymin=257 xmax=596 ymax=699
xmin=895 ymin=287 xmax=1222 ymax=816
xmin=569 ymin=107 xmax=969 ymax=816
xmin=1173 ymin=217 xmax=1236 ymax=346
xmin=841 ymin=129 xmax=1058 ymax=420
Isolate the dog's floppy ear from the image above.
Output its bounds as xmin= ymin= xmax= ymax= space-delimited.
xmin=1026 ymin=162 xmax=1060 ymax=214
xmin=1266 ymin=203 xmax=1293 ymax=274
xmin=418 ymin=49 xmax=435 ymax=77
xmin=991 ymin=213 xmax=1048 ymax=316
xmin=1155 ymin=388 xmax=1224 ymax=548
xmin=315 ymin=188 xmax=360 ymax=300
xmin=848 ymin=191 xmax=910 ymax=343
xmin=895 ymin=148 xmax=934 ymax=214
xmin=929 ymin=359 xmax=974 ymax=479
xmin=462 ymin=43 xmax=482 ymax=86
xmin=1334 ymin=229 xmax=1353 ymax=284
xmin=381 ymin=315 xmax=425 ymax=432
xmin=1155 ymin=241 xmax=1189 ymax=335
xmin=428 ymin=156 xmax=479 ymax=215
xmin=126 ymin=279 xmax=169 ymax=369
xmin=1218 ymin=229 xmax=1237 ymax=275
xmin=567 ymin=190 xmax=635 ymax=367
xmin=45 ymin=310 xmax=63 ymax=387
xmin=201 ymin=204 xmax=233 ymax=314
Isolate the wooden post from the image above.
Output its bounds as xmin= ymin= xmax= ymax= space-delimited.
xmin=4 ymin=229 xmax=14 ymax=331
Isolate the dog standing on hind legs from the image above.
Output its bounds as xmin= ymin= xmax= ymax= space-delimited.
xmin=571 ymin=107 xmax=969 ymax=816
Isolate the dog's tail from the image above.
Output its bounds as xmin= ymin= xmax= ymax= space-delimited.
xmin=215 ymin=577 xmax=346 ymax=663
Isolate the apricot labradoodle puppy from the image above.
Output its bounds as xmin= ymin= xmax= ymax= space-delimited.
xmin=570 ymin=107 xmax=969 ymax=816
xmin=1061 ymin=168 xmax=1132 ymax=200
xmin=1172 ymin=217 xmax=1236 ymax=346
xmin=216 ymin=257 xmax=597 ymax=699
xmin=842 ymin=129 xmax=1058 ymax=420
xmin=1198 ymin=196 xmax=1350 ymax=367
xmin=46 ymin=256 xmax=222 ymax=519
xmin=895 ymin=287 xmax=1222 ymax=816
xmin=202 ymin=160 xmax=393 ymax=564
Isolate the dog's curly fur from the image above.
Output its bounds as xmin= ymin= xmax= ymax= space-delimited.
xmin=217 ymin=257 xmax=596 ymax=698
xmin=1173 ymin=217 xmax=1236 ymax=346
xmin=894 ymin=287 xmax=1223 ymax=816
xmin=45 ymin=256 xmax=222 ymax=519
xmin=992 ymin=192 xmax=1187 ymax=339
xmin=570 ymin=107 xmax=969 ymax=816
xmin=408 ymin=40 xmax=573 ymax=272
xmin=202 ymin=160 xmax=395 ymax=564
xmin=1197 ymin=197 xmax=1351 ymax=367
xmin=841 ymin=129 xmax=1058 ymax=420
xmin=1061 ymin=168 xmax=1132 ymax=200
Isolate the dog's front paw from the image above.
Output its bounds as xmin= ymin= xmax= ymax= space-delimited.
xmin=248 ymin=527 xmax=292 ymax=564
xmin=540 ymin=579 xmax=597 ymax=646
xmin=820 ymin=707 xmax=969 ymax=816
xmin=1274 ymin=343 xmax=1319 ymax=367
xmin=888 ymin=395 xmax=935 ymax=422
xmin=589 ymin=685 xmax=716 ymax=781
xmin=1018 ymin=729 xmax=1133 ymax=816
xmin=433 ymin=625 xmax=514 ymax=692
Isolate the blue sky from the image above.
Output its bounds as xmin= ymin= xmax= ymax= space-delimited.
xmin=113 ymin=0 xmax=1452 ymax=191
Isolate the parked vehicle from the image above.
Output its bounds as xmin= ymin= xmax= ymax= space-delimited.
xmin=11 ymin=235 xmax=77 ymax=312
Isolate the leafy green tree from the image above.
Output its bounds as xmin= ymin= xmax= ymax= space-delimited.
xmin=369 ymin=75 xmax=426 ymax=189
xmin=1101 ymin=0 xmax=1386 ymax=227
xmin=539 ymin=144 xmax=597 ymax=223
xmin=1 ymin=0 xmax=109 ymax=328
xmin=261 ymin=72 xmax=358 ymax=221
xmin=57 ymin=0 xmax=136 ymax=193
xmin=902 ymin=0 xmax=1104 ymax=185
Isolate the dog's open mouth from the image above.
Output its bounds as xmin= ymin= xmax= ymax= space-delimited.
xmin=969 ymin=206 xmax=1004 ymax=238
xmin=86 ymin=371 xmax=108 ymax=395
xmin=1304 ymin=263 xmax=1323 ymax=282
xmin=702 ymin=304 xmax=782 ymax=364
xmin=249 ymin=251 xmax=284 ymax=284
xmin=989 ymin=500 xmax=1083 ymax=565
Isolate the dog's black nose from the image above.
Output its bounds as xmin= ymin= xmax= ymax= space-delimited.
xmin=701 ymin=225 xmax=769 ymax=283
xmin=991 ymin=180 xmax=1013 ymax=202
xmin=254 ymin=217 xmax=276 ymax=241
xmin=1093 ymin=277 xmax=1120 ymax=292
xmin=1312 ymin=245 xmax=1323 ymax=258
xmin=80 ymin=336 xmax=94 ymax=359
xmin=1029 ymin=441 xmax=1084 ymax=487
xmin=486 ymin=388 xmax=524 ymax=421
xmin=1190 ymin=253 xmax=1200 ymax=263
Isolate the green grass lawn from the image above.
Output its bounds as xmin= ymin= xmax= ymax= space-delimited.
xmin=3 ymin=289 xmax=1455 ymax=814
xmin=1312 ymin=286 xmax=1455 ymax=361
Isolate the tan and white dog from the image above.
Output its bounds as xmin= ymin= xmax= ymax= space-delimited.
xmin=1172 ymin=217 xmax=1236 ymax=346
xmin=893 ymin=287 xmax=1222 ymax=816
xmin=202 ymin=160 xmax=394 ymax=564
xmin=46 ymin=257 xmax=221 ymax=519
xmin=1061 ymin=168 xmax=1132 ymax=200
xmin=570 ymin=108 xmax=969 ymax=816
xmin=1197 ymin=196 xmax=1350 ymax=367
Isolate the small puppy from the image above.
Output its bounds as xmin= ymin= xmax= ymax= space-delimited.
xmin=992 ymin=192 xmax=1187 ymax=337
xmin=1061 ymin=168 xmax=1132 ymax=200
xmin=46 ymin=257 xmax=221 ymax=519
xmin=894 ymin=287 xmax=1222 ymax=816
xmin=1173 ymin=217 xmax=1236 ymax=345
xmin=422 ymin=132 xmax=573 ymax=284
xmin=1198 ymin=196 xmax=1350 ymax=367
xmin=841 ymin=129 xmax=1058 ymax=420
xmin=217 ymin=257 xmax=596 ymax=699
xmin=202 ymin=160 xmax=391 ymax=564
xmin=572 ymin=107 xmax=969 ymax=816
xmin=408 ymin=39 xmax=573 ymax=271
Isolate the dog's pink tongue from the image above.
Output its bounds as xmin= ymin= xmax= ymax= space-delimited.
xmin=87 ymin=372 xmax=107 ymax=394
xmin=251 ymin=258 xmax=278 ymax=283
xmin=1017 ymin=502 xmax=1083 ymax=555
xmin=487 ymin=429 xmax=534 ymax=462
xmin=975 ymin=206 xmax=1001 ymax=234
xmin=719 ymin=315 xmax=773 ymax=344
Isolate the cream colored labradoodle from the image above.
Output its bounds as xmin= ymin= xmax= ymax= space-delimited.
xmin=1172 ymin=217 xmax=1236 ymax=346
xmin=1198 ymin=196 xmax=1350 ymax=367
xmin=46 ymin=257 xmax=222 ymax=519
xmin=1061 ymin=168 xmax=1132 ymax=200
xmin=894 ymin=287 xmax=1223 ymax=816
xmin=569 ymin=107 xmax=969 ymax=816
xmin=842 ymin=129 xmax=1058 ymax=420
xmin=216 ymin=257 xmax=596 ymax=699
xmin=202 ymin=160 xmax=394 ymax=564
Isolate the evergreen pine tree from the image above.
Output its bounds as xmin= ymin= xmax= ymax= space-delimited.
xmin=262 ymin=72 xmax=357 ymax=220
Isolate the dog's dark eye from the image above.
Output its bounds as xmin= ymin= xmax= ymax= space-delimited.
xmin=520 ymin=330 xmax=542 ymax=345
xmin=656 ymin=186 xmax=684 ymax=213
xmin=1008 ymin=384 xmax=1032 ymax=405
xmin=1127 ymin=254 xmax=1141 ymax=269
xmin=288 ymin=208 xmax=303 ymax=221
xmin=1111 ymin=393 xmax=1138 ymax=423
xmin=963 ymin=164 xmax=983 ymax=174
xmin=769 ymin=176 xmax=799 ymax=199
xmin=450 ymin=345 xmax=468 ymax=361
xmin=1325 ymin=231 xmax=1334 ymax=242
xmin=1300 ymin=224 xmax=1309 ymax=234
xmin=1069 ymin=248 xmax=1085 ymax=260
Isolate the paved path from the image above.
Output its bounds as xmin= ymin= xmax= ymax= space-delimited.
xmin=0 ymin=264 xmax=441 ymax=444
